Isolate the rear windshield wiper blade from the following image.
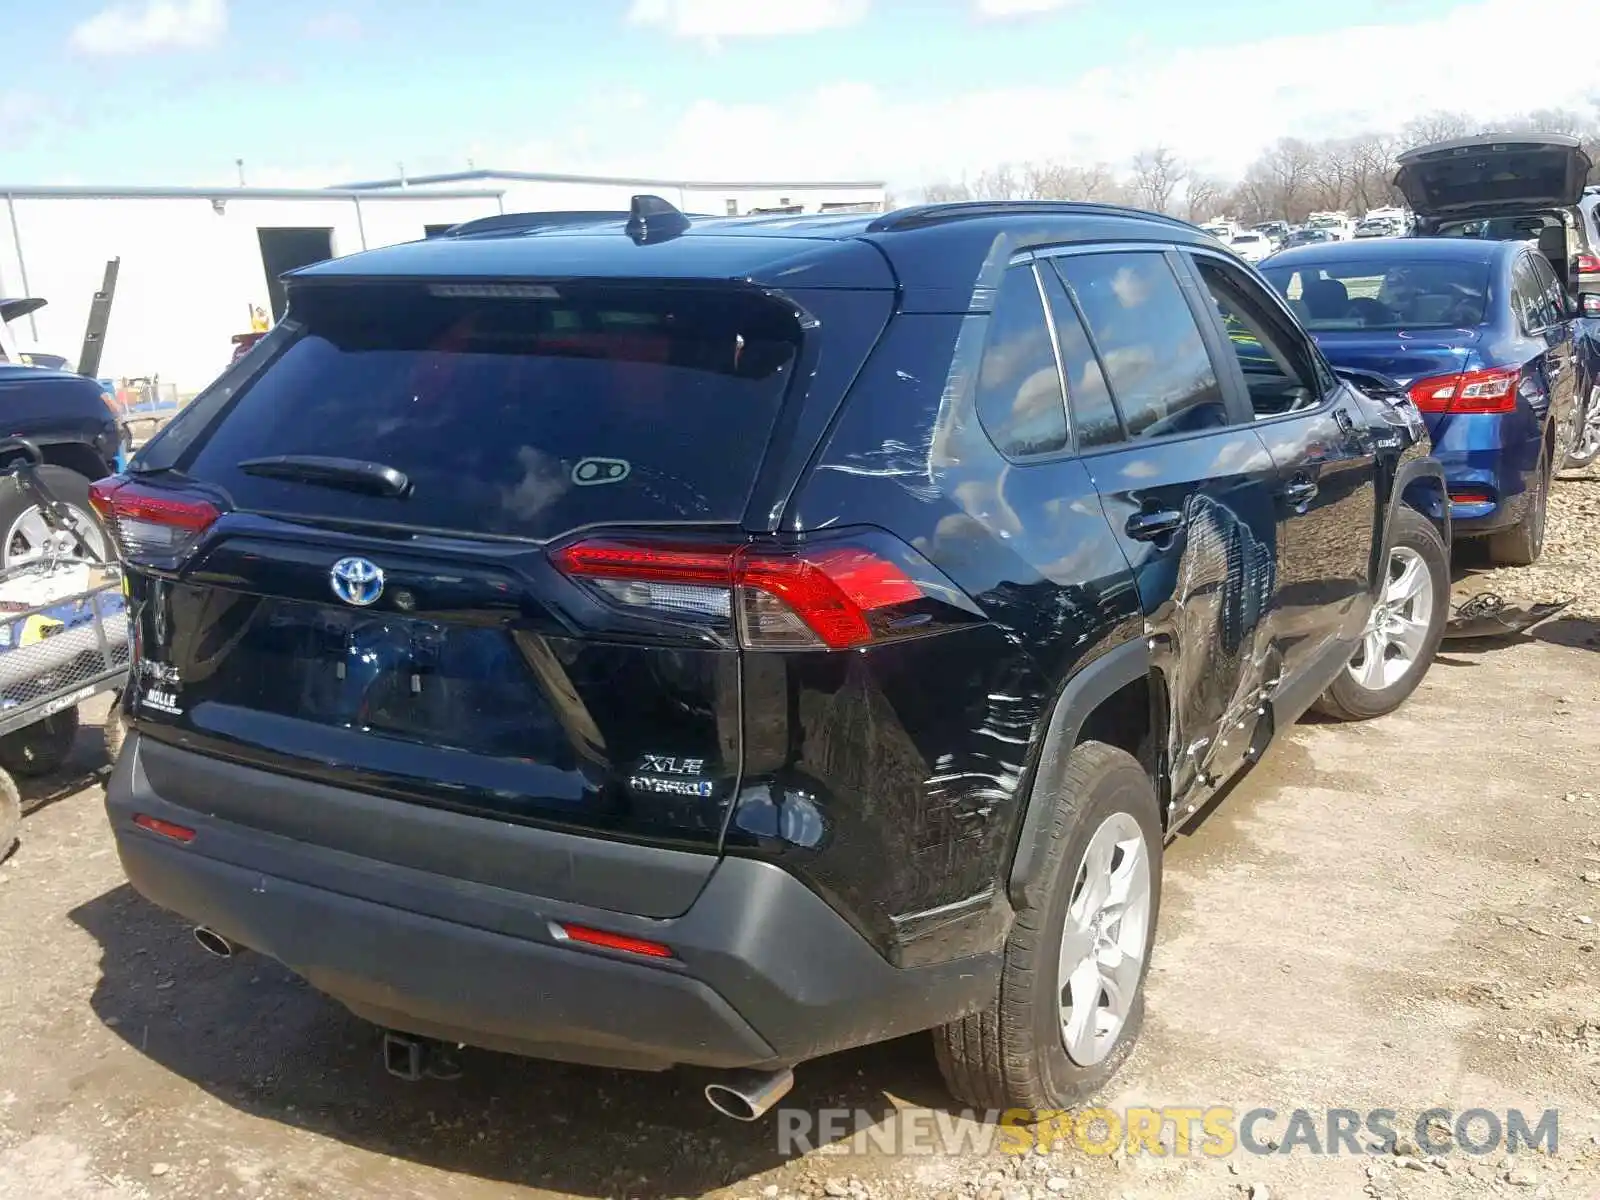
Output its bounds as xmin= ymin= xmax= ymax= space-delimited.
xmin=237 ymin=455 xmax=410 ymax=498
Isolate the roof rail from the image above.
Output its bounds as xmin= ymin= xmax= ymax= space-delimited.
xmin=441 ymin=210 xmax=629 ymax=238
xmin=868 ymin=201 xmax=1198 ymax=234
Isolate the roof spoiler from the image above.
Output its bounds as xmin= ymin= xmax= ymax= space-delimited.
xmin=429 ymin=196 xmax=695 ymax=244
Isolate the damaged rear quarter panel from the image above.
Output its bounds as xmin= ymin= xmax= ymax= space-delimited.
xmin=737 ymin=307 xmax=1143 ymax=965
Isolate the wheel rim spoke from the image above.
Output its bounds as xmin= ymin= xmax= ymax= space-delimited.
xmin=1057 ymin=811 xmax=1152 ymax=1068
xmin=1386 ymin=556 xmax=1426 ymax=604
xmin=1354 ymin=631 xmax=1388 ymax=689
xmin=1391 ymin=615 xmax=1430 ymax=661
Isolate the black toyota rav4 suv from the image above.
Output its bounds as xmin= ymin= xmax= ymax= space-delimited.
xmin=98 ymin=199 xmax=1448 ymax=1116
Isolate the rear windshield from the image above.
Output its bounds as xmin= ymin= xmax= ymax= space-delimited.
xmin=1260 ymin=258 xmax=1491 ymax=331
xmin=1437 ymin=214 xmax=1562 ymax=241
xmin=173 ymin=284 xmax=801 ymax=540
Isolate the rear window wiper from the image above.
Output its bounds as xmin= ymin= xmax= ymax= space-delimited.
xmin=237 ymin=455 xmax=410 ymax=498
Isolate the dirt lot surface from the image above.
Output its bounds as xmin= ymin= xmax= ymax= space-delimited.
xmin=3 ymin=481 xmax=1600 ymax=1200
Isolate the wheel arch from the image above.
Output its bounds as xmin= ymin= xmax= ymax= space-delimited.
xmin=1006 ymin=638 xmax=1168 ymax=910
xmin=1380 ymin=457 xmax=1450 ymax=587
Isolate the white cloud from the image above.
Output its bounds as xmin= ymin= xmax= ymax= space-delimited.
xmin=304 ymin=11 xmax=362 ymax=39
xmin=626 ymin=0 xmax=868 ymax=44
xmin=69 ymin=0 xmax=226 ymax=55
xmin=599 ymin=0 xmax=1600 ymax=188
xmin=974 ymin=0 xmax=1084 ymax=17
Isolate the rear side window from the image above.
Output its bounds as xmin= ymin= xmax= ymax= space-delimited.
xmin=1053 ymin=252 xmax=1228 ymax=441
xmin=1529 ymin=253 xmax=1568 ymax=323
xmin=973 ymin=265 xmax=1069 ymax=459
xmin=1039 ymin=268 xmax=1122 ymax=448
xmin=178 ymin=284 xmax=801 ymax=539
xmin=1511 ymin=256 xmax=1553 ymax=331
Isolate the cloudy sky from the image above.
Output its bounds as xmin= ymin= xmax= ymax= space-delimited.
xmin=1 ymin=0 xmax=1593 ymax=191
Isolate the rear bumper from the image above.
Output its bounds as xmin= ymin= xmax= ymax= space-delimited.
xmin=106 ymin=734 xmax=1000 ymax=1071
xmin=1431 ymin=418 xmax=1544 ymax=537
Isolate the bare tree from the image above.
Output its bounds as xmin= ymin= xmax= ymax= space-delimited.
xmin=917 ymin=103 xmax=1600 ymax=220
xmin=1069 ymin=162 xmax=1127 ymax=203
xmin=1348 ymin=132 xmax=1401 ymax=212
xmin=1020 ymin=160 xmax=1073 ymax=199
xmin=1131 ymin=146 xmax=1184 ymax=214
xmin=1185 ymin=174 xmax=1224 ymax=223
xmin=972 ymin=163 xmax=1023 ymax=201
xmin=1400 ymin=110 xmax=1473 ymax=149
xmin=922 ymin=179 xmax=973 ymax=203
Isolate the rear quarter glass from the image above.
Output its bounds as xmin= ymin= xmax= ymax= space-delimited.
xmin=178 ymin=284 xmax=805 ymax=540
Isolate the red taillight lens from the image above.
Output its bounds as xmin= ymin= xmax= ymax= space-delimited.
xmin=89 ymin=477 xmax=220 ymax=558
xmin=1449 ymin=488 xmax=1495 ymax=506
xmin=552 ymin=922 xmax=673 ymax=958
xmin=553 ymin=534 xmax=957 ymax=650
xmin=1406 ymin=367 xmax=1519 ymax=415
xmin=133 ymin=813 xmax=196 ymax=843
xmin=1577 ymin=253 xmax=1600 ymax=275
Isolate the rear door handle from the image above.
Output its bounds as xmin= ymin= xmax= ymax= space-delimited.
xmin=1125 ymin=509 xmax=1185 ymax=541
xmin=1283 ymin=478 xmax=1318 ymax=506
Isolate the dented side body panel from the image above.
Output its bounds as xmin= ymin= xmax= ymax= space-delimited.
xmin=758 ymin=312 xmax=1143 ymax=963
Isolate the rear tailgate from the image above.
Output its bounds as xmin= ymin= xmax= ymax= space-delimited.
xmin=1396 ymin=134 xmax=1591 ymax=221
xmin=118 ymin=279 xmax=892 ymax=893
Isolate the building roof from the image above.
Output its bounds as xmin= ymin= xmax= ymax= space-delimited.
xmin=0 ymin=185 xmax=505 ymax=201
xmin=334 ymin=168 xmax=886 ymax=192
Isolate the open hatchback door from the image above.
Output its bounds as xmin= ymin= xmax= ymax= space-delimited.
xmin=1396 ymin=133 xmax=1592 ymax=228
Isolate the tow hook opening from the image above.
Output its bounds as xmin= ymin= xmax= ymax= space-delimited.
xmin=382 ymin=1030 xmax=463 ymax=1082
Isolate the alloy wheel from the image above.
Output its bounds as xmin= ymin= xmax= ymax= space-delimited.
xmin=1347 ymin=545 xmax=1434 ymax=692
xmin=1057 ymin=811 xmax=1153 ymax=1067
xmin=3 ymin=503 xmax=106 ymax=569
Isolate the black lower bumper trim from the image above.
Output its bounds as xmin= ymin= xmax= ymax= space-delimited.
xmin=107 ymin=734 xmax=1002 ymax=1071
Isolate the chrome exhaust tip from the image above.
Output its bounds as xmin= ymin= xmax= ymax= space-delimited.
xmin=192 ymin=926 xmax=238 ymax=959
xmin=704 ymin=1067 xmax=794 ymax=1121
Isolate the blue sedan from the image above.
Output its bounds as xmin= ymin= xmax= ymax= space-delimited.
xmin=1261 ymin=238 xmax=1581 ymax=564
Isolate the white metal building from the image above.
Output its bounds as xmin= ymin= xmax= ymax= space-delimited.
xmin=0 ymin=185 xmax=505 ymax=395
xmin=339 ymin=168 xmax=887 ymax=220
xmin=0 ymin=170 xmax=885 ymax=397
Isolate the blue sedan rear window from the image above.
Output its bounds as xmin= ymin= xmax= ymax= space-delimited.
xmin=1260 ymin=259 xmax=1490 ymax=331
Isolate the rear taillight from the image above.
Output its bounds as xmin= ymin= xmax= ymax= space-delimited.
xmin=1406 ymin=367 xmax=1519 ymax=415
xmin=1577 ymin=253 xmax=1600 ymax=275
xmin=553 ymin=531 xmax=975 ymax=650
xmin=89 ymin=477 xmax=221 ymax=558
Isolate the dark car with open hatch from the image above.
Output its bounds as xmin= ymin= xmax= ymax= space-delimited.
xmin=96 ymin=197 xmax=1447 ymax=1117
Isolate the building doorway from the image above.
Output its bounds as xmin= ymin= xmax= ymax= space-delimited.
xmin=257 ymin=227 xmax=334 ymax=321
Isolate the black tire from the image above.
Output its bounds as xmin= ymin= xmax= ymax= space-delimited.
xmin=102 ymin=697 xmax=127 ymax=766
xmin=0 ymin=706 xmax=79 ymax=778
xmin=0 ymin=767 xmax=19 ymax=863
xmin=1314 ymin=507 xmax=1448 ymax=722
xmin=0 ymin=466 xmax=108 ymax=570
xmin=1488 ymin=455 xmax=1549 ymax=567
xmin=934 ymin=741 xmax=1162 ymax=1110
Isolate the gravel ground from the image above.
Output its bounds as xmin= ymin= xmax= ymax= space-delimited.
xmin=0 ymin=482 xmax=1598 ymax=1200
xmin=1457 ymin=460 xmax=1600 ymax=625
